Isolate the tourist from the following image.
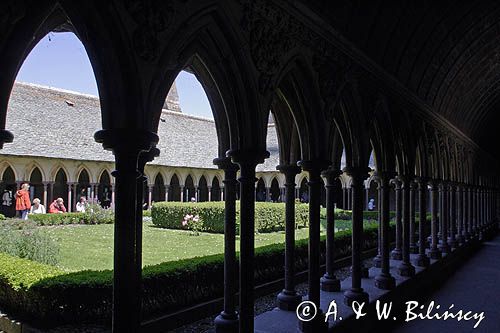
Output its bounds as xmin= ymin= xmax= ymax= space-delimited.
xmin=368 ymin=198 xmax=375 ymax=211
xmin=15 ymin=183 xmax=31 ymax=220
xmin=76 ymin=196 xmax=87 ymax=212
xmin=30 ymin=198 xmax=46 ymax=214
xmin=49 ymin=197 xmax=67 ymax=213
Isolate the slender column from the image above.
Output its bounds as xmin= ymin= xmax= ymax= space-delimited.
xmin=94 ymin=129 xmax=158 ymax=333
xmin=373 ymin=176 xmax=382 ymax=268
xmin=375 ymin=171 xmax=396 ymax=289
xmin=208 ymin=186 xmax=212 ymax=201
xmin=265 ymin=186 xmax=270 ymax=202
xmin=391 ymin=178 xmax=403 ymax=260
xmin=397 ymin=176 xmax=415 ymax=276
xmin=320 ymin=168 xmax=341 ymax=292
xmin=472 ymin=186 xmax=478 ymax=237
xmin=111 ymin=184 xmax=115 ymax=208
xmin=67 ymin=183 xmax=73 ymax=212
xmin=229 ymin=149 xmax=268 ymax=333
xmin=164 ymin=185 xmax=169 ymax=202
xmin=42 ymin=181 xmax=49 ymax=208
xmin=343 ymin=167 xmax=369 ymax=306
xmin=148 ymin=185 xmax=153 ymax=207
xmin=221 ymin=186 xmax=225 ymax=201
xmin=456 ymin=184 xmax=464 ymax=245
xmin=409 ymin=180 xmax=418 ymax=253
xmin=277 ymin=164 xmax=303 ymax=309
xmin=438 ymin=182 xmax=450 ymax=253
xmin=468 ymin=186 xmax=475 ymax=238
xmin=343 ymin=187 xmax=347 ymax=209
xmin=348 ymin=187 xmax=353 ymax=210
xmin=214 ymin=157 xmax=239 ymax=332
xmin=180 ymin=185 xmax=185 ymax=202
xmin=49 ymin=182 xmax=54 ymax=203
xmin=449 ymin=183 xmax=458 ymax=248
xmin=428 ymin=180 xmax=441 ymax=259
xmin=463 ymin=184 xmax=470 ymax=241
xmin=414 ymin=178 xmax=430 ymax=267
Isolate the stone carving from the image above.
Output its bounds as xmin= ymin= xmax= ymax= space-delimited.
xmin=240 ymin=0 xmax=302 ymax=93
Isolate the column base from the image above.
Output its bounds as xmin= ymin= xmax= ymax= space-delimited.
xmin=214 ymin=311 xmax=239 ymax=333
xmin=372 ymin=254 xmax=382 ymax=268
xmin=448 ymin=238 xmax=458 ymax=249
xmin=439 ymin=243 xmax=451 ymax=254
xmin=320 ymin=275 xmax=341 ymax=292
xmin=428 ymin=248 xmax=442 ymax=259
xmin=344 ymin=288 xmax=369 ymax=306
xmin=298 ymin=310 xmax=328 ymax=333
xmin=456 ymin=234 xmax=465 ymax=246
xmin=351 ymin=265 xmax=369 ymax=278
xmin=391 ymin=248 xmax=402 ymax=260
xmin=409 ymin=244 xmax=418 ymax=254
xmin=277 ymin=290 xmax=302 ymax=311
xmin=374 ymin=273 xmax=396 ymax=290
xmin=397 ymin=262 xmax=415 ymax=277
xmin=414 ymin=254 xmax=430 ymax=267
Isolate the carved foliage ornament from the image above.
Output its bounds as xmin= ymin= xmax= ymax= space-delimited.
xmin=240 ymin=0 xmax=302 ymax=93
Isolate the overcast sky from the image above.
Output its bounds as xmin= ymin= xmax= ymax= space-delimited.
xmin=16 ymin=32 xmax=214 ymax=119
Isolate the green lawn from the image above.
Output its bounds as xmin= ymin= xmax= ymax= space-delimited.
xmin=44 ymin=221 xmax=328 ymax=271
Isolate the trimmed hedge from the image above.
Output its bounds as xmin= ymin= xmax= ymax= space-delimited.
xmin=27 ymin=206 xmax=114 ymax=226
xmin=0 ymin=224 xmax=389 ymax=327
xmin=151 ymin=201 xmax=310 ymax=233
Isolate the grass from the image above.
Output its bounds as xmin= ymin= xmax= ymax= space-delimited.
xmin=42 ymin=221 xmax=326 ymax=271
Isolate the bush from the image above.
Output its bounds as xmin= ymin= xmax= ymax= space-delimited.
xmin=27 ymin=205 xmax=114 ymax=226
xmin=0 ymin=224 xmax=388 ymax=327
xmin=0 ymin=220 xmax=59 ymax=265
xmin=0 ymin=213 xmax=5 ymax=220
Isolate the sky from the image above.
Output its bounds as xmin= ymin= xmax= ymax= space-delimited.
xmin=16 ymin=32 xmax=214 ymax=119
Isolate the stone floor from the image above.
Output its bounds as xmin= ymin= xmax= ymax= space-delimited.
xmin=395 ymin=234 xmax=500 ymax=333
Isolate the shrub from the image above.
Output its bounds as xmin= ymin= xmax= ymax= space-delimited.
xmin=0 ymin=213 xmax=5 ymax=220
xmin=0 ymin=220 xmax=59 ymax=265
xmin=0 ymin=224 xmax=388 ymax=327
xmin=27 ymin=205 xmax=114 ymax=226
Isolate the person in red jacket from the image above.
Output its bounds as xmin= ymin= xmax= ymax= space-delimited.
xmin=49 ymin=198 xmax=67 ymax=214
xmin=15 ymin=183 xmax=31 ymax=220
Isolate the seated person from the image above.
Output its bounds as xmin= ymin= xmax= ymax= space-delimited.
xmin=49 ymin=197 xmax=67 ymax=213
xmin=76 ymin=196 xmax=87 ymax=212
xmin=30 ymin=198 xmax=46 ymax=214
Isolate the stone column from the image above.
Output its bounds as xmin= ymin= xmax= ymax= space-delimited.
xmin=213 ymin=157 xmax=239 ymax=332
xmin=276 ymin=164 xmax=303 ymax=309
xmin=221 ymin=186 xmax=225 ymax=201
xmin=67 ymin=182 xmax=73 ymax=212
xmin=409 ymin=180 xmax=418 ymax=253
xmin=180 ymin=185 xmax=185 ymax=202
xmin=348 ymin=187 xmax=353 ymax=210
xmin=320 ymin=167 xmax=341 ymax=292
xmin=449 ymin=183 xmax=458 ymax=248
xmin=343 ymin=167 xmax=369 ymax=306
xmin=94 ymin=129 xmax=158 ymax=333
xmin=373 ymin=175 xmax=382 ymax=268
xmin=148 ymin=184 xmax=153 ymax=208
xmin=468 ymin=185 xmax=474 ymax=238
xmin=398 ymin=175 xmax=415 ymax=277
xmin=42 ymin=181 xmax=49 ymax=208
xmin=391 ymin=177 xmax=403 ymax=260
xmin=438 ymin=182 xmax=450 ymax=253
xmin=414 ymin=177 xmax=430 ymax=267
xmin=164 ymin=185 xmax=169 ymax=202
xmin=456 ymin=184 xmax=464 ymax=245
xmin=298 ymin=160 xmax=329 ymax=332
xmin=375 ymin=171 xmax=396 ymax=289
xmin=462 ymin=184 xmax=470 ymax=241
xmin=342 ymin=187 xmax=347 ymax=209
xmin=228 ymin=149 xmax=268 ymax=333
xmin=265 ymin=186 xmax=270 ymax=202
xmin=208 ymin=186 xmax=212 ymax=201
xmin=428 ymin=180 xmax=441 ymax=259
xmin=111 ymin=184 xmax=115 ymax=208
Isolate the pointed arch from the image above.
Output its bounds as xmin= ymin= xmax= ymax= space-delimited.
xmin=198 ymin=175 xmax=209 ymax=202
xmin=1 ymin=165 xmax=17 ymax=217
xmin=98 ymin=169 xmax=112 ymax=208
xmin=184 ymin=175 xmax=195 ymax=202
xmin=211 ymin=176 xmax=221 ymax=201
xmin=152 ymin=172 xmax=165 ymax=203
xmin=169 ymin=173 xmax=181 ymax=202
xmin=270 ymin=177 xmax=281 ymax=202
xmin=256 ymin=178 xmax=266 ymax=202
xmin=29 ymin=166 xmax=43 ymax=202
xmin=52 ymin=168 xmax=68 ymax=203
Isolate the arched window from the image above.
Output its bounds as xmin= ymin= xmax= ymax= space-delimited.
xmin=153 ymin=173 xmax=165 ymax=203
xmin=185 ymin=175 xmax=195 ymax=202
xmin=53 ymin=169 xmax=68 ymax=203
xmin=77 ymin=169 xmax=91 ymax=201
xmin=29 ymin=167 xmax=43 ymax=203
xmin=270 ymin=178 xmax=281 ymax=202
xmin=211 ymin=177 xmax=221 ymax=201
xmin=299 ymin=178 xmax=309 ymax=203
xmin=98 ymin=170 xmax=112 ymax=208
xmin=198 ymin=176 xmax=208 ymax=202
xmin=169 ymin=174 xmax=181 ymax=202
xmin=256 ymin=178 xmax=266 ymax=202
xmin=1 ymin=166 xmax=17 ymax=217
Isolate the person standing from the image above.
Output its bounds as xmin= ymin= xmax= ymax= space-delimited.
xmin=15 ymin=183 xmax=31 ymax=220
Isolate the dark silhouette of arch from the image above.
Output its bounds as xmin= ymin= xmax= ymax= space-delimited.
xmin=77 ymin=169 xmax=91 ymax=201
xmin=53 ymin=169 xmax=68 ymax=203
xmin=211 ymin=177 xmax=221 ymax=201
xmin=169 ymin=174 xmax=181 ymax=202
xmin=270 ymin=178 xmax=281 ymax=202
xmin=153 ymin=173 xmax=165 ymax=203
xmin=1 ymin=166 xmax=16 ymax=217
xmin=198 ymin=176 xmax=208 ymax=202
xmin=185 ymin=175 xmax=195 ymax=202
xmin=29 ymin=167 xmax=43 ymax=203
xmin=256 ymin=178 xmax=266 ymax=202
xmin=299 ymin=178 xmax=309 ymax=203
xmin=98 ymin=170 xmax=112 ymax=208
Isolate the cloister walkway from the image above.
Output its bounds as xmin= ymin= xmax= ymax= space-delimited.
xmin=396 ymin=234 xmax=500 ymax=333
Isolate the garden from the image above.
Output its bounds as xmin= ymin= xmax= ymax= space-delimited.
xmin=0 ymin=201 xmax=394 ymax=327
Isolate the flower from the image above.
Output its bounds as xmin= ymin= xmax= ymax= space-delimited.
xmin=182 ymin=220 xmax=188 ymax=227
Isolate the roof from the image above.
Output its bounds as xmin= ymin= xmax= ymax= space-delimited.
xmin=1 ymin=82 xmax=280 ymax=171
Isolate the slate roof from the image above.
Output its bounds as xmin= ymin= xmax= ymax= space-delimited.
xmin=1 ymin=82 xmax=280 ymax=171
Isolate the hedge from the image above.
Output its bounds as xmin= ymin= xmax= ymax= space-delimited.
xmin=27 ymin=206 xmax=114 ymax=226
xmin=0 ymin=224 xmax=389 ymax=327
xmin=151 ymin=201 xmax=310 ymax=233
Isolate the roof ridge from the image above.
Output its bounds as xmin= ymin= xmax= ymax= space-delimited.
xmin=14 ymin=81 xmax=100 ymax=100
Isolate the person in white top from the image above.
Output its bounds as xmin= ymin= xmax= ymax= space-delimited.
xmin=76 ymin=196 xmax=87 ymax=213
xmin=30 ymin=198 xmax=46 ymax=214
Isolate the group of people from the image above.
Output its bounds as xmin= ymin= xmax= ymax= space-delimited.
xmin=14 ymin=183 xmax=88 ymax=220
